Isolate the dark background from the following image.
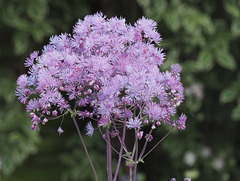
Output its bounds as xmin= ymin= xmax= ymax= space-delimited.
xmin=0 ymin=0 xmax=240 ymax=180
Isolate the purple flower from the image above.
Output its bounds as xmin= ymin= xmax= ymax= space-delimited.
xmin=17 ymin=74 xmax=28 ymax=88
xmin=86 ymin=122 xmax=94 ymax=137
xmin=15 ymin=12 xmax=186 ymax=134
xmin=42 ymin=118 xmax=48 ymax=125
xmin=52 ymin=110 xmax=58 ymax=116
xmin=24 ymin=51 xmax=38 ymax=67
xmin=57 ymin=127 xmax=64 ymax=135
xmin=135 ymin=17 xmax=161 ymax=44
xmin=176 ymin=114 xmax=187 ymax=131
xmin=98 ymin=116 xmax=111 ymax=127
xmin=26 ymin=98 xmax=39 ymax=112
xmin=127 ymin=117 xmax=142 ymax=129
xmin=171 ymin=64 xmax=182 ymax=74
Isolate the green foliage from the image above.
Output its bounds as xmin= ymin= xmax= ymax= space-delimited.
xmin=215 ymin=50 xmax=237 ymax=71
xmin=0 ymin=69 xmax=40 ymax=175
xmin=0 ymin=0 xmax=90 ymax=57
xmin=220 ymin=86 xmax=238 ymax=104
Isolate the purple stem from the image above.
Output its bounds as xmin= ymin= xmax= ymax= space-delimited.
xmin=132 ymin=130 xmax=139 ymax=181
xmin=113 ymin=121 xmax=127 ymax=181
xmin=72 ymin=115 xmax=98 ymax=181
xmin=138 ymin=129 xmax=153 ymax=160
xmin=142 ymin=127 xmax=173 ymax=160
xmin=106 ymin=127 xmax=113 ymax=181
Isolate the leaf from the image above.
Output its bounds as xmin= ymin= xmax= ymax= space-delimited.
xmin=198 ymin=14 xmax=215 ymax=35
xmin=196 ymin=49 xmax=214 ymax=71
xmin=27 ymin=0 xmax=47 ymax=22
xmin=185 ymin=96 xmax=202 ymax=112
xmin=165 ymin=9 xmax=181 ymax=32
xmin=138 ymin=159 xmax=145 ymax=164
xmin=136 ymin=0 xmax=151 ymax=8
xmin=224 ymin=1 xmax=240 ymax=18
xmin=13 ymin=31 xmax=30 ymax=55
xmin=216 ymin=51 xmax=237 ymax=70
xmin=125 ymin=160 xmax=134 ymax=166
xmin=231 ymin=104 xmax=240 ymax=121
xmin=182 ymin=12 xmax=197 ymax=33
xmin=231 ymin=19 xmax=240 ymax=37
xmin=219 ymin=86 xmax=238 ymax=103
xmin=181 ymin=60 xmax=199 ymax=73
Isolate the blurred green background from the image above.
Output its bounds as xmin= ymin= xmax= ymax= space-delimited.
xmin=0 ymin=0 xmax=240 ymax=180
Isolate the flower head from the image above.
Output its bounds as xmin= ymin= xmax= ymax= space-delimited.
xmin=15 ymin=13 xmax=186 ymax=133
xmin=127 ymin=117 xmax=142 ymax=129
xmin=176 ymin=114 xmax=187 ymax=131
xmin=86 ymin=122 xmax=94 ymax=137
xmin=171 ymin=64 xmax=182 ymax=74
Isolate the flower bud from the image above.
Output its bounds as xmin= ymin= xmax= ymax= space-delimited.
xmin=94 ymin=85 xmax=100 ymax=91
xmin=42 ymin=118 xmax=48 ymax=125
xmin=156 ymin=121 xmax=161 ymax=126
xmin=30 ymin=113 xmax=35 ymax=118
xmin=57 ymin=127 xmax=64 ymax=135
xmin=86 ymin=89 xmax=92 ymax=94
xmin=137 ymin=131 xmax=143 ymax=140
xmin=151 ymin=124 xmax=156 ymax=130
xmin=31 ymin=125 xmax=36 ymax=130
xmin=25 ymin=89 xmax=31 ymax=96
xmin=52 ymin=110 xmax=58 ymax=116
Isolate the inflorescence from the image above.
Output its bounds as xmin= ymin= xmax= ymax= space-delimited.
xmin=16 ymin=12 xmax=187 ymax=136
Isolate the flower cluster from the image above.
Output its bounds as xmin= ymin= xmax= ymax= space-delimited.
xmin=16 ymin=12 xmax=186 ymax=134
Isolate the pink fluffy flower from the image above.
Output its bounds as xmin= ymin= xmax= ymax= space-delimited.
xmin=127 ymin=117 xmax=142 ymax=129
xmin=16 ymin=12 xmax=187 ymax=133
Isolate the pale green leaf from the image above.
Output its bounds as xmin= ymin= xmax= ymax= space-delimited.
xmin=219 ymin=86 xmax=238 ymax=103
xmin=165 ymin=9 xmax=181 ymax=32
xmin=216 ymin=51 xmax=237 ymax=70
xmin=224 ymin=1 xmax=240 ymax=18
xmin=231 ymin=19 xmax=240 ymax=37
xmin=27 ymin=0 xmax=48 ymax=22
xmin=232 ymin=104 xmax=240 ymax=120
xmin=196 ymin=49 xmax=214 ymax=71
xmin=182 ymin=60 xmax=199 ymax=73
xmin=13 ymin=31 xmax=30 ymax=55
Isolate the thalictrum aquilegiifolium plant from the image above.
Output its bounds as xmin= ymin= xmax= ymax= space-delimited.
xmin=16 ymin=13 xmax=189 ymax=181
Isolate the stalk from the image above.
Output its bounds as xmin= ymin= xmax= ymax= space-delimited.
xmin=72 ymin=115 xmax=98 ymax=181
xmin=132 ymin=129 xmax=139 ymax=181
xmin=142 ymin=127 xmax=173 ymax=160
xmin=138 ymin=129 xmax=153 ymax=161
xmin=106 ymin=127 xmax=113 ymax=181
xmin=113 ymin=121 xmax=127 ymax=181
